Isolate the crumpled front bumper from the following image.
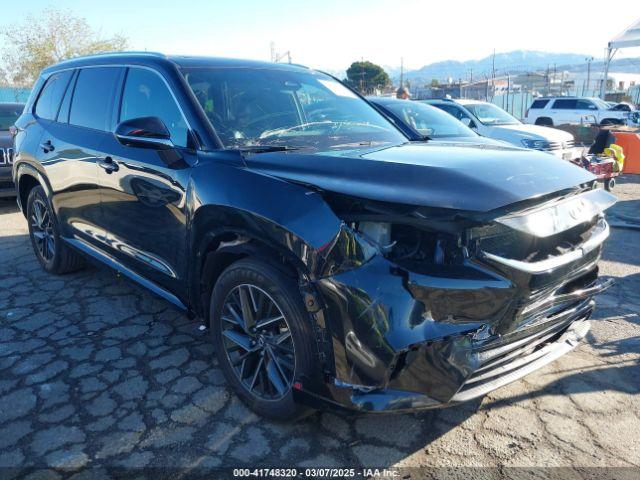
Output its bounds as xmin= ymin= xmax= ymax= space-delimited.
xmin=296 ymin=217 xmax=612 ymax=413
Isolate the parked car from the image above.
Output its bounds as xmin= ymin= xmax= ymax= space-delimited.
xmin=13 ymin=53 xmax=615 ymax=419
xmin=0 ymin=102 xmax=23 ymax=197
xmin=524 ymin=96 xmax=631 ymax=127
xmin=425 ymin=99 xmax=578 ymax=160
xmin=367 ymin=96 xmax=507 ymax=146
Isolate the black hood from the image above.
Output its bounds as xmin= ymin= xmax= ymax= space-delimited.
xmin=243 ymin=142 xmax=594 ymax=212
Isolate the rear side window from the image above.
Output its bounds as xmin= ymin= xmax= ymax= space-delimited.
xmin=119 ymin=68 xmax=189 ymax=147
xmin=552 ymin=99 xmax=577 ymax=109
xmin=69 ymin=67 xmax=122 ymax=131
xmin=34 ymin=71 xmax=73 ymax=121
xmin=530 ymin=99 xmax=549 ymax=109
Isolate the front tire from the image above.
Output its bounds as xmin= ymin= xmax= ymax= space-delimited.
xmin=210 ymin=258 xmax=316 ymax=420
xmin=26 ymin=186 xmax=84 ymax=274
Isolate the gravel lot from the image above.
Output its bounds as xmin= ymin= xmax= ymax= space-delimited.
xmin=0 ymin=177 xmax=639 ymax=478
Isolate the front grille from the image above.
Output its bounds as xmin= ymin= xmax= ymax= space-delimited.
xmin=0 ymin=147 xmax=15 ymax=165
xmin=473 ymin=216 xmax=599 ymax=263
xmin=546 ymin=140 xmax=574 ymax=151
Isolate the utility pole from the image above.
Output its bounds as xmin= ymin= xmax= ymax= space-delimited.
xmin=545 ymin=64 xmax=550 ymax=96
xmin=585 ymin=56 xmax=594 ymax=96
xmin=491 ymin=49 xmax=496 ymax=100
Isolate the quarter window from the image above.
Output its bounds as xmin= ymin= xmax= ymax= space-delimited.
xmin=530 ymin=99 xmax=549 ymax=109
xmin=69 ymin=67 xmax=122 ymax=131
xmin=34 ymin=71 xmax=73 ymax=121
xmin=120 ymin=68 xmax=188 ymax=147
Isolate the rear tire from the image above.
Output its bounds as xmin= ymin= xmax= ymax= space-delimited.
xmin=209 ymin=258 xmax=316 ymax=421
xmin=26 ymin=186 xmax=85 ymax=274
xmin=535 ymin=117 xmax=553 ymax=127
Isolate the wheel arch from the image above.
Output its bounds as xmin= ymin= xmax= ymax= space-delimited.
xmin=189 ymin=205 xmax=328 ymax=321
xmin=15 ymin=163 xmax=51 ymax=218
xmin=535 ymin=116 xmax=554 ymax=126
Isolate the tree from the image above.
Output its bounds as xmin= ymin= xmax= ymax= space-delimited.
xmin=345 ymin=61 xmax=390 ymax=94
xmin=0 ymin=8 xmax=128 ymax=86
xmin=430 ymin=79 xmax=439 ymax=87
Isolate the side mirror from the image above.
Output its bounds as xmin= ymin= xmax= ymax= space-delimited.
xmin=115 ymin=117 xmax=174 ymax=150
xmin=460 ymin=117 xmax=474 ymax=128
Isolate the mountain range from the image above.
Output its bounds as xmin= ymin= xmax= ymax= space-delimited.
xmin=386 ymin=50 xmax=640 ymax=85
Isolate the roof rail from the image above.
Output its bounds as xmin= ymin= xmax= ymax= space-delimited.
xmin=53 ymin=51 xmax=167 ymax=65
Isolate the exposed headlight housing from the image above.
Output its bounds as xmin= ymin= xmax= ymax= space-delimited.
xmin=521 ymin=138 xmax=550 ymax=150
xmin=495 ymin=188 xmax=617 ymax=238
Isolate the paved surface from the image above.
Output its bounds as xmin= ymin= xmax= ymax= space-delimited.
xmin=0 ymin=178 xmax=639 ymax=478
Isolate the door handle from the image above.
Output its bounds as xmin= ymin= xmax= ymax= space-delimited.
xmin=40 ymin=140 xmax=55 ymax=153
xmin=98 ymin=156 xmax=119 ymax=173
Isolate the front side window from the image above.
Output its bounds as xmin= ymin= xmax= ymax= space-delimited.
xmin=34 ymin=70 xmax=73 ymax=121
xmin=182 ymin=67 xmax=406 ymax=150
xmin=384 ymin=101 xmax=476 ymax=138
xmin=464 ymin=103 xmax=520 ymax=126
xmin=69 ymin=67 xmax=121 ymax=131
xmin=120 ymin=68 xmax=189 ymax=147
xmin=576 ymin=99 xmax=597 ymax=110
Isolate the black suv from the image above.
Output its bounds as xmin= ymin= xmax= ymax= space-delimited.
xmin=0 ymin=102 xmax=24 ymax=197
xmin=13 ymin=53 xmax=615 ymax=419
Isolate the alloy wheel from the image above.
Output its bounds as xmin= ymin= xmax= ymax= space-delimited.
xmin=30 ymin=198 xmax=55 ymax=262
xmin=220 ymin=284 xmax=295 ymax=400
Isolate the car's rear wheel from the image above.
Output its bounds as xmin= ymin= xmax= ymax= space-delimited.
xmin=210 ymin=258 xmax=316 ymax=420
xmin=27 ymin=186 xmax=84 ymax=274
xmin=535 ymin=117 xmax=553 ymax=127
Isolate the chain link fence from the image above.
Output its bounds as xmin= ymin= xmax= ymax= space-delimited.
xmin=0 ymin=86 xmax=30 ymax=103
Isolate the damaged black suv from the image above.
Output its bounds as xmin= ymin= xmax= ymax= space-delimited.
xmin=13 ymin=53 xmax=615 ymax=419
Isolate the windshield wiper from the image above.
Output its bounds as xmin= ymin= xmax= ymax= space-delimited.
xmin=231 ymin=145 xmax=301 ymax=154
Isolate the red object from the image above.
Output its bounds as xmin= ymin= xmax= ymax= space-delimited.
xmin=571 ymin=156 xmax=620 ymax=181
xmin=613 ymin=132 xmax=640 ymax=174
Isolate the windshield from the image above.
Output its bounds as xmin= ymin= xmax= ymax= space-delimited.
xmin=182 ymin=67 xmax=406 ymax=150
xmin=380 ymin=100 xmax=476 ymax=138
xmin=590 ymin=98 xmax=614 ymax=110
xmin=464 ymin=103 xmax=520 ymax=126
xmin=0 ymin=104 xmax=22 ymax=130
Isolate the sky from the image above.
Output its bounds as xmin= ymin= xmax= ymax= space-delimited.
xmin=2 ymin=0 xmax=639 ymax=73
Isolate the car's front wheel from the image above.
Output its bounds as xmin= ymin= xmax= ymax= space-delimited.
xmin=209 ymin=258 xmax=316 ymax=420
xmin=26 ymin=185 xmax=84 ymax=274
